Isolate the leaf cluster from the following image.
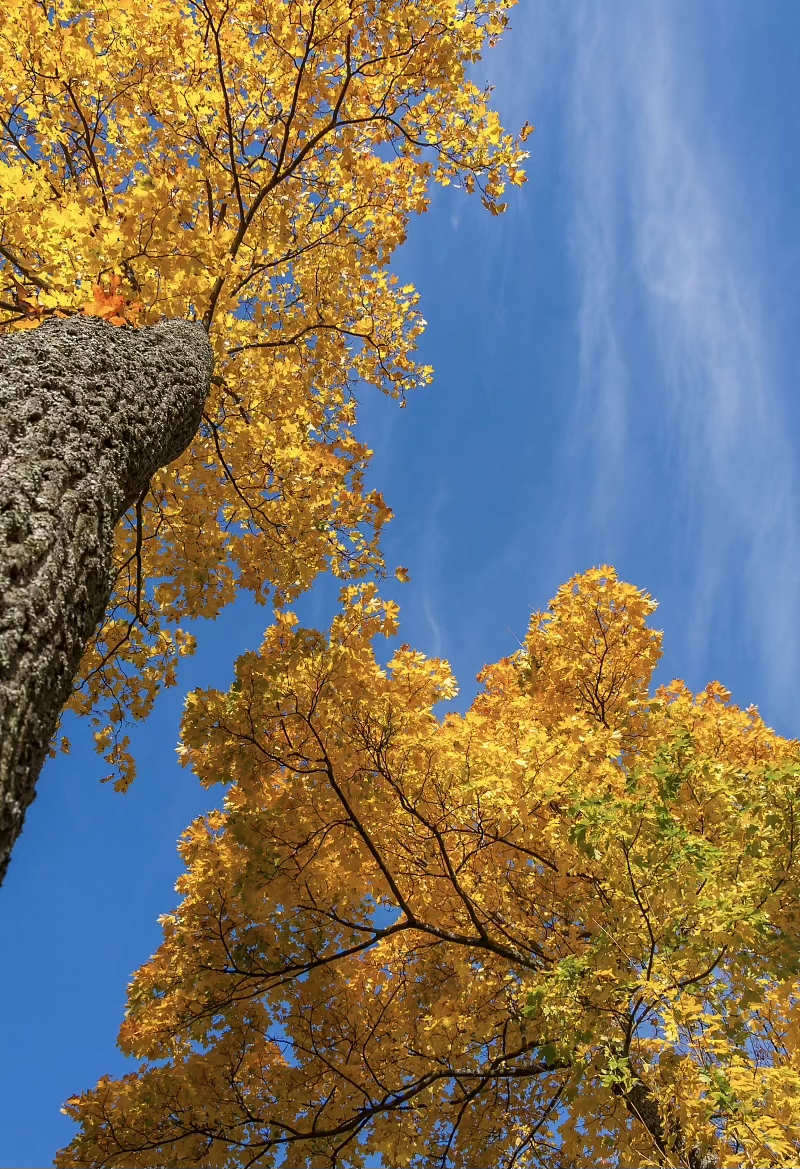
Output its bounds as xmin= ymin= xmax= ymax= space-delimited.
xmin=58 ymin=569 xmax=800 ymax=1167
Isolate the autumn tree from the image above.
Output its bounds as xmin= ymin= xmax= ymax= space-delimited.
xmin=0 ymin=0 xmax=529 ymax=879
xmin=59 ymin=568 xmax=800 ymax=1168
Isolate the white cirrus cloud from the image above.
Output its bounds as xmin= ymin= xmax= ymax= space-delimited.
xmin=488 ymin=0 xmax=800 ymax=726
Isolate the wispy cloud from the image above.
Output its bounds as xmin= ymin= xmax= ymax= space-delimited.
xmin=489 ymin=0 xmax=800 ymax=724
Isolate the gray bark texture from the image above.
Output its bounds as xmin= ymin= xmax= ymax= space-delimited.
xmin=0 ymin=315 xmax=214 ymax=885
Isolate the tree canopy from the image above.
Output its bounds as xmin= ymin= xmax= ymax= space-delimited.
xmin=0 ymin=0 xmax=528 ymax=785
xmin=58 ymin=568 xmax=800 ymax=1168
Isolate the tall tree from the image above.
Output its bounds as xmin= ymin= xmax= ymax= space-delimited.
xmin=59 ymin=569 xmax=800 ymax=1167
xmin=0 ymin=0 xmax=528 ymax=872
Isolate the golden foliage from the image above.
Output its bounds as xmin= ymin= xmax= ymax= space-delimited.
xmin=58 ymin=569 xmax=800 ymax=1167
xmin=0 ymin=0 xmax=527 ymax=784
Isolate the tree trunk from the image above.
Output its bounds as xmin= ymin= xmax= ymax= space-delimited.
xmin=0 ymin=316 xmax=214 ymax=885
xmin=622 ymin=1077 xmax=718 ymax=1168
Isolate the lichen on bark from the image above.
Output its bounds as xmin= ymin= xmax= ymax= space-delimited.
xmin=0 ymin=315 xmax=213 ymax=884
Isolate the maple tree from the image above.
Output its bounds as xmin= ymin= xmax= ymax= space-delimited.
xmin=58 ymin=568 xmax=800 ymax=1168
xmin=0 ymin=0 xmax=529 ymax=800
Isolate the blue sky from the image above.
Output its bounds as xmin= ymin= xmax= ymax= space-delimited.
xmin=2 ymin=2 xmax=799 ymax=1165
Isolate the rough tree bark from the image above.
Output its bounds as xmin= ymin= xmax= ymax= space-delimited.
xmin=0 ymin=315 xmax=214 ymax=885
